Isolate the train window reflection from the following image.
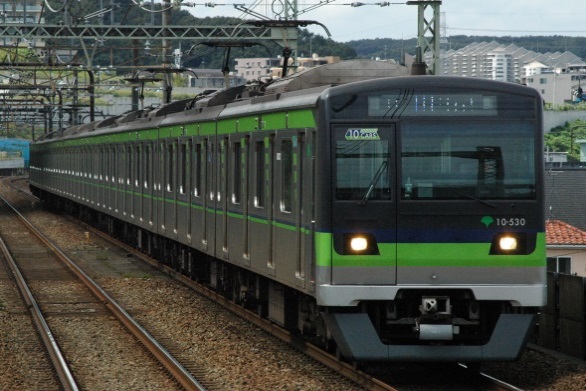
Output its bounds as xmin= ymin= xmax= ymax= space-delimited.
xmin=401 ymin=121 xmax=535 ymax=200
xmin=255 ymin=140 xmax=265 ymax=208
xmin=194 ymin=143 xmax=201 ymax=197
xmin=335 ymin=127 xmax=391 ymax=201
xmin=281 ymin=139 xmax=293 ymax=212
xmin=233 ymin=141 xmax=242 ymax=204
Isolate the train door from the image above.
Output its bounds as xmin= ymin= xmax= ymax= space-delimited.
xmin=141 ymin=142 xmax=154 ymax=227
xmin=247 ymin=134 xmax=271 ymax=271
xmin=190 ymin=138 xmax=206 ymax=251
xmin=216 ymin=137 xmax=229 ymax=259
xmin=131 ymin=144 xmax=140 ymax=222
xmin=271 ymin=132 xmax=305 ymax=282
xmin=331 ymin=124 xmax=397 ymax=285
xmin=112 ymin=145 xmax=119 ymax=214
xmin=300 ymin=129 xmax=316 ymax=289
xmin=204 ymin=136 xmax=217 ymax=255
xmin=117 ymin=144 xmax=127 ymax=217
xmin=98 ymin=146 xmax=106 ymax=211
xmin=225 ymin=135 xmax=248 ymax=264
xmin=155 ymin=141 xmax=165 ymax=235
xmin=164 ymin=139 xmax=178 ymax=239
xmin=176 ymin=138 xmax=190 ymax=244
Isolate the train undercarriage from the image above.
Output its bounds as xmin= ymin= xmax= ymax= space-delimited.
xmin=33 ymin=188 xmax=537 ymax=363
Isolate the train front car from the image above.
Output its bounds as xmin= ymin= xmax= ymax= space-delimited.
xmin=316 ymin=76 xmax=545 ymax=362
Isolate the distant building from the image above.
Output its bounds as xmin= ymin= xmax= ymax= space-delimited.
xmin=577 ymin=139 xmax=586 ymax=163
xmin=0 ymin=1 xmax=45 ymax=48
xmin=440 ymin=42 xmax=582 ymax=80
xmin=545 ymin=150 xmax=568 ymax=164
xmin=438 ymin=41 xmax=586 ymax=106
xmin=235 ymin=55 xmax=340 ymax=81
xmin=235 ymin=58 xmax=281 ymax=82
xmin=525 ymin=63 xmax=586 ymax=107
xmin=186 ymin=68 xmax=245 ymax=89
xmin=546 ymin=219 xmax=586 ymax=276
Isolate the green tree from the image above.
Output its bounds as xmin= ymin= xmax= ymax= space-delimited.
xmin=545 ymin=120 xmax=586 ymax=162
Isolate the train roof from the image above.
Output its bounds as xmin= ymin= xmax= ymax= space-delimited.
xmin=33 ymin=60 xmax=410 ymax=142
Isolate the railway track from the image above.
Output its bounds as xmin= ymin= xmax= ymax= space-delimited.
xmin=4 ymin=177 xmax=530 ymax=390
xmin=0 ymin=188 xmax=205 ymax=390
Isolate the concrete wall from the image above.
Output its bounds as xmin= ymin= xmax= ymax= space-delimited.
xmin=544 ymin=111 xmax=586 ymax=132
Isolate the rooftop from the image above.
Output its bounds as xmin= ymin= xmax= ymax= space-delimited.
xmin=546 ymin=219 xmax=586 ymax=245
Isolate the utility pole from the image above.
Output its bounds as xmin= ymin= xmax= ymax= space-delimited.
xmin=407 ymin=1 xmax=441 ymax=75
xmin=162 ymin=1 xmax=172 ymax=104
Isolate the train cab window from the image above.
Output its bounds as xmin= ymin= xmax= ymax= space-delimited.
xmin=401 ymin=121 xmax=536 ymax=200
xmin=255 ymin=140 xmax=265 ymax=208
xmin=281 ymin=139 xmax=294 ymax=212
xmin=334 ymin=127 xmax=391 ymax=201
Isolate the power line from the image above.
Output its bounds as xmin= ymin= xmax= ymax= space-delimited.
xmin=448 ymin=26 xmax=586 ymax=34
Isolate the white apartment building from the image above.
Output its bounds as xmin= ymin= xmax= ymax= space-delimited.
xmin=439 ymin=41 xmax=583 ymax=86
xmin=485 ymin=49 xmax=515 ymax=82
xmin=235 ymin=54 xmax=340 ymax=82
xmin=524 ymin=64 xmax=586 ymax=106
xmin=235 ymin=58 xmax=281 ymax=82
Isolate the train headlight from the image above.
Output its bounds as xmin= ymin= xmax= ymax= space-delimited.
xmin=350 ymin=236 xmax=368 ymax=252
xmin=490 ymin=232 xmax=530 ymax=255
xmin=499 ymin=236 xmax=517 ymax=251
xmin=342 ymin=233 xmax=380 ymax=255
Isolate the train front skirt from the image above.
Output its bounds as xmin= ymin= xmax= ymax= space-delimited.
xmin=322 ymin=312 xmax=535 ymax=362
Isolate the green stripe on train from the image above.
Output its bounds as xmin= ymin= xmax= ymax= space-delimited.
xmin=33 ymin=108 xmax=316 ymax=151
xmin=314 ymin=232 xmax=546 ymax=267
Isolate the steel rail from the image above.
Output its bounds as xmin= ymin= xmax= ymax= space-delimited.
xmin=0 ymin=197 xmax=79 ymax=391
xmin=74 ymin=217 xmax=398 ymax=391
xmin=0 ymin=194 xmax=206 ymax=391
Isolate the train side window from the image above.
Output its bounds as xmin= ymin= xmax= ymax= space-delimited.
xmin=100 ymin=147 xmax=105 ymax=181
xmin=232 ymin=141 xmax=242 ymax=204
xmin=166 ymin=142 xmax=175 ymax=192
xmin=281 ymin=139 xmax=293 ymax=213
xmin=127 ymin=145 xmax=132 ymax=186
xmin=144 ymin=145 xmax=150 ymax=189
xmin=255 ymin=140 xmax=265 ymax=208
xmin=207 ymin=141 xmax=214 ymax=201
xmin=194 ymin=143 xmax=202 ymax=197
xmin=179 ymin=142 xmax=188 ymax=194
xmin=135 ymin=145 xmax=140 ymax=187
xmin=111 ymin=147 xmax=116 ymax=183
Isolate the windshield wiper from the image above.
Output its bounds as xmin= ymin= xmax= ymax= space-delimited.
xmin=359 ymin=160 xmax=388 ymax=205
xmin=455 ymin=191 xmax=497 ymax=208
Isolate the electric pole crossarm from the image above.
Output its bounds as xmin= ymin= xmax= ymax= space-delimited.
xmin=0 ymin=23 xmax=273 ymax=41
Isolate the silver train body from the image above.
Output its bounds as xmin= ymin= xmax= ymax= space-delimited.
xmin=30 ymin=60 xmax=546 ymax=362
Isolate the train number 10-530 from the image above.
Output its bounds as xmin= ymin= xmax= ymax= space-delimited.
xmin=495 ymin=218 xmax=526 ymax=226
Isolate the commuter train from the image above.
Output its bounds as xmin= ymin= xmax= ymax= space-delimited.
xmin=29 ymin=60 xmax=546 ymax=363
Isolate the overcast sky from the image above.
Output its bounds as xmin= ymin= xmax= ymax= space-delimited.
xmin=185 ymin=0 xmax=586 ymax=42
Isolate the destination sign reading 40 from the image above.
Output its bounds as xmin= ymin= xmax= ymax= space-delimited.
xmin=345 ymin=128 xmax=381 ymax=140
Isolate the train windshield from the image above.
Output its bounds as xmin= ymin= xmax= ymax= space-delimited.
xmin=401 ymin=120 xmax=536 ymax=200
xmin=335 ymin=126 xmax=392 ymax=201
